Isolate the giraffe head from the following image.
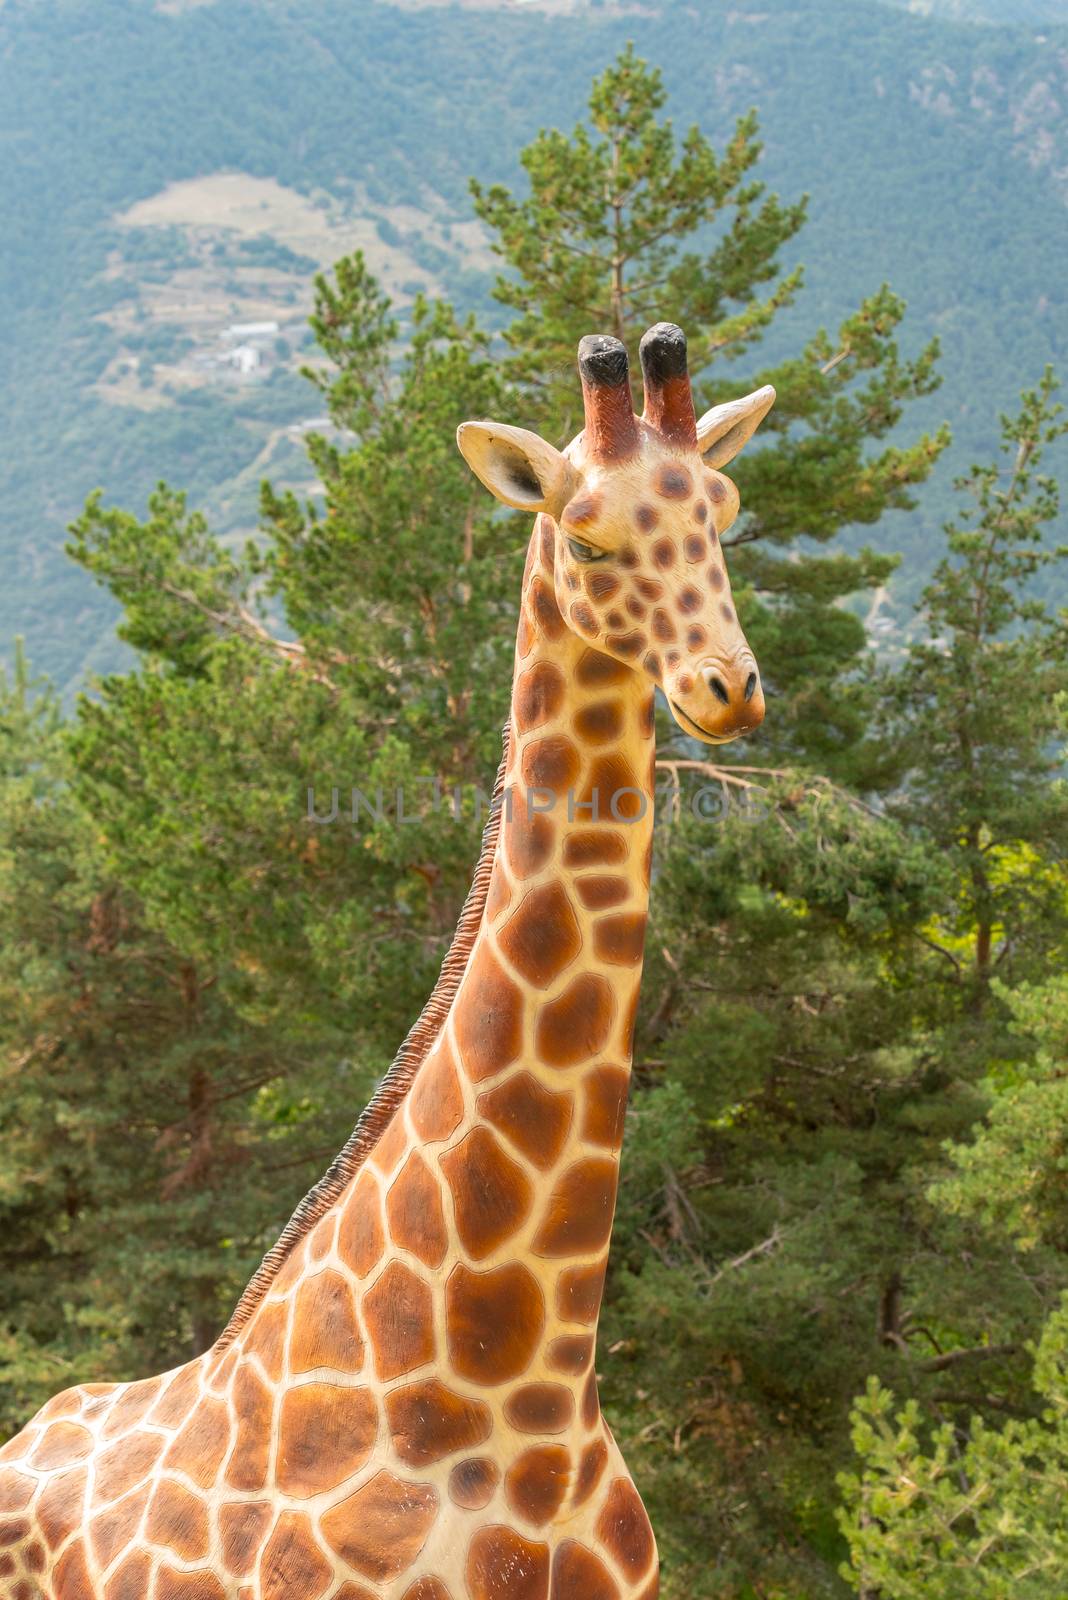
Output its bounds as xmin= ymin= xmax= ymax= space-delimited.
xmin=457 ymin=323 xmax=775 ymax=744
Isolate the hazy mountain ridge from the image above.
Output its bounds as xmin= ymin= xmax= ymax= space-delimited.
xmin=882 ymin=0 xmax=1067 ymax=22
xmin=2 ymin=0 xmax=1066 ymax=688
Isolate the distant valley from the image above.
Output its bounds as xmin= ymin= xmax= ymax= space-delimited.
xmin=1 ymin=0 xmax=1066 ymax=689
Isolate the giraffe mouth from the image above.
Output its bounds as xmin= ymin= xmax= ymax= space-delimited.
xmin=668 ymin=698 xmax=737 ymax=745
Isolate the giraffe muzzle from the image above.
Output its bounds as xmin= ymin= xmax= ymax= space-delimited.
xmin=668 ymin=656 xmax=765 ymax=743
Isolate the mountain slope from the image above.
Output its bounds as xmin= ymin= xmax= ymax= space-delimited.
xmin=881 ymin=0 xmax=1066 ymax=22
xmin=2 ymin=0 xmax=1066 ymax=688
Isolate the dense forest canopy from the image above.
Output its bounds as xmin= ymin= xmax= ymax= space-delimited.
xmin=0 ymin=0 xmax=1067 ymax=688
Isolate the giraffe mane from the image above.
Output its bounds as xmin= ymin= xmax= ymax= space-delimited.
xmin=213 ymin=721 xmax=512 ymax=1353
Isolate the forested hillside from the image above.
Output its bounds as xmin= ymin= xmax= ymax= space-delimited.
xmin=1 ymin=0 xmax=1067 ymax=688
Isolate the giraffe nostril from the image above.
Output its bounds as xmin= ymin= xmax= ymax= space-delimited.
xmin=744 ymin=672 xmax=758 ymax=702
xmin=707 ymin=673 xmax=730 ymax=706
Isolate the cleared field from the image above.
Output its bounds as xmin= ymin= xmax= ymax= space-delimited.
xmin=117 ymin=172 xmax=492 ymax=290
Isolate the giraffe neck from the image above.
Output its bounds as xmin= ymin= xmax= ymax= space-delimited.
xmin=357 ymin=518 xmax=653 ymax=1354
xmin=237 ymin=519 xmax=656 ymax=1438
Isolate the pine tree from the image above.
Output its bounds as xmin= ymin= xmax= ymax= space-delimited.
xmin=879 ymin=369 xmax=1068 ymax=1009
xmin=0 ymin=642 xmax=341 ymax=1429
xmin=472 ymin=45 xmax=950 ymax=774
xmin=840 ymin=981 xmax=1068 ymax=1600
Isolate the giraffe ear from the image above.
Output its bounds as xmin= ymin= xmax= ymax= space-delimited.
xmin=696 ymin=385 xmax=776 ymax=470
xmin=457 ymin=421 xmax=578 ymax=516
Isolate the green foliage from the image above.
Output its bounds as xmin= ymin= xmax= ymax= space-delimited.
xmin=471 ymin=44 xmax=808 ymax=426
xmin=840 ymin=977 xmax=1068 ymax=1596
xmin=879 ymin=371 xmax=1068 ymax=1004
xmin=933 ymin=977 xmax=1068 ymax=1253
xmin=840 ymin=1301 xmax=1068 ymax=1597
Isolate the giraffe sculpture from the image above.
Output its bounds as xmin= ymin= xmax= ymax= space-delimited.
xmin=0 ymin=323 xmax=774 ymax=1600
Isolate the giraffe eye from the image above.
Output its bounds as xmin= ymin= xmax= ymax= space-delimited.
xmin=567 ymin=538 xmax=609 ymax=564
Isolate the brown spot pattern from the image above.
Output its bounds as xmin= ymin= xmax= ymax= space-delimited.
xmin=442 ymin=1127 xmax=534 ymax=1259
xmin=581 ymin=752 xmax=643 ymax=822
xmin=161 ymin=1395 xmax=228 ymax=1491
xmin=372 ymin=1108 xmax=409 ymax=1178
xmin=593 ymin=912 xmax=647 ymax=967
xmin=575 ymin=875 xmax=629 ymax=910
xmin=503 ymin=789 xmax=555 ymax=880
xmin=505 ymin=1445 xmax=571 ymax=1526
xmin=276 ymin=1382 xmax=377 ymax=1496
xmin=337 ymin=1169 xmax=386 ymax=1279
xmin=576 ymin=648 xmax=630 ymax=687
xmin=149 ymin=1364 xmax=201 ymax=1428
xmin=574 ymin=699 xmax=624 ymax=746
xmin=498 ymin=882 xmax=581 ymax=988
xmin=597 ymin=1477 xmax=657 ymax=1580
xmin=551 ymin=1541 xmax=622 ymax=1600
xmin=582 ymin=1369 xmax=601 ymax=1428
xmin=534 ymin=1159 xmax=619 ymax=1257
xmin=536 ymin=975 xmax=614 ymax=1068
xmin=29 ymin=1423 xmax=91 ymax=1471
xmin=155 ymin=1569 xmax=228 ymax=1600
xmin=556 ymin=1260 xmax=607 ymax=1325
xmin=547 ymin=1333 xmax=595 ymax=1375
xmin=105 ymin=1550 xmax=153 ymax=1600
xmin=522 ymin=735 xmax=580 ymax=795
xmin=219 ymin=1500 xmax=272 ymax=1576
xmin=410 ymin=1040 xmax=464 ymax=1144
xmin=477 ymin=1072 xmax=573 ymax=1171
xmin=54 ymin=1542 xmax=95 ymax=1599
xmin=309 ymin=1211 xmax=336 ymax=1262
xmin=455 ymin=945 xmax=524 ymax=1082
xmin=260 ymin=1512 xmax=333 ymax=1600
xmin=0 ymin=1473 xmax=32 ymax=1515
xmin=582 ymin=1066 xmax=630 ymax=1148
xmin=466 ymin=1526 xmax=550 ymax=1600
xmin=102 ymin=1379 xmax=160 ymax=1439
xmin=321 ymin=1470 xmax=438 ymax=1583
xmin=528 ymin=576 xmax=565 ymax=641
xmin=363 ymin=1262 xmax=435 ymax=1381
xmin=403 ymin=1581 xmax=455 ymax=1600
xmin=37 ymin=1467 xmax=88 ymax=1548
xmin=290 ymin=1269 xmax=365 ymax=1374
xmin=145 ymin=1478 xmax=209 ymax=1561
xmin=651 ymin=608 xmax=675 ymax=643
xmin=605 ymin=631 xmax=643 ymax=658
xmin=574 ymin=1439 xmax=609 ymax=1508
xmin=449 ymin=1457 xmax=500 ymax=1510
xmin=562 ymin=830 xmax=626 ymax=868
xmin=447 ymin=1263 xmax=545 ymax=1384
xmin=226 ymin=1363 xmax=272 ymax=1491
xmin=514 ymin=662 xmax=565 ymax=732
xmin=387 ymin=1153 xmax=448 ymax=1269
xmin=386 ymin=1379 xmax=492 ymax=1468
xmin=504 ymin=1383 xmax=575 ymax=1434
xmin=654 ymin=463 xmax=692 ymax=499
xmin=585 ymin=570 xmax=620 ymax=602
xmin=245 ymin=1298 xmax=287 ymax=1383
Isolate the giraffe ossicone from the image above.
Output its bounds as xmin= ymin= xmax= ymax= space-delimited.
xmin=0 ymin=324 xmax=774 ymax=1599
